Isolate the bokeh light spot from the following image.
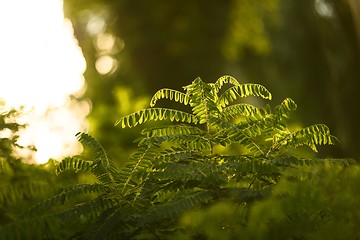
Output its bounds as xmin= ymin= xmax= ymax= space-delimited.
xmin=95 ymin=55 xmax=117 ymax=75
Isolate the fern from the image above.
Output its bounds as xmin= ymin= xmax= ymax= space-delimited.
xmin=212 ymin=75 xmax=241 ymax=93
xmin=217 ymin=83 xmax=272 ymax=109
xmin=142 ymin=124 xmax=204 ymax=136
xmin=143 ymin=190 xmax=211 ymax=223
xmin=151 ymin=162 xmax=207 ymax=181
xmin=288 ymin=124 xmax=338 ymax=152
xmin=79 ymin=207 xmax=136 ymax=240
xmin=20 ymin=75 xmax=352 ymax=240
xmin=56 ymin=196 xmax=119 ymax=220
xmin=76 ymin=132 xmax=110 ymax=169
xmin=150 ymin=88 xmax=190 ymax=107
xmin=274 ymin=98 xmax=297 ymax=118
xmin=56 ymin=156 xmax=92 ymax=174
xmin=26 ymin=183 xmax=113 ymax=217
xmin=119 ymin=145 xmax=156 ymax=194
xmin=75 ymin=132 xmax=121 ymax=187
xmin=221 ymin=103 xmax=262 ymax=120
xmin=115 ymin=108 xmax=198 ymax=128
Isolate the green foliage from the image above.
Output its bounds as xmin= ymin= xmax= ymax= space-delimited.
xmin=0 ymin=109 xmax=52 ymax=237
xmin=0 ymin=109 xmax=97 ymax=239
xmin=246 ymin=164 xmax=360 ymax=240
xmin=0 ymin=109 xmax=48 ymax=210
xmin=10 ymin=76 xmax=354 ymax=239
xmin=179 ymin=164 xmax=360 ymax=240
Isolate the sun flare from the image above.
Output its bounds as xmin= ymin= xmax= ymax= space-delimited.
xmin=0 ymin=0 xmax=89 ymax=164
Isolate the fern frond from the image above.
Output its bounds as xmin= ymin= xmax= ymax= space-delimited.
xmin=27 ymin=183 xmax=113 ymax=217
xmin=277 ymin=98 xmax=297 ymax=113
xmin=76 ymin=132 xmax=110 ymax=169
xmin=150 ymin=88 xmax=189 ymax=107
xmin=141 ymin=124 xmax=205 ymax=138
xmin=56 ymin=156 xmax=92 ymax=174
xmin=287 ymin=124 xmax=338 ymax=152
xmin=139 ymin=134 xmax=212 ymax=151
xmin=56 ymin=183 xmax=114 ymax=197
xmin=115 ymin=108 xmax=198 ymax=128
xmin=221 ymin=103 xmax=262 ymax=121
xmin=219 ymin=156 xmax=280 ymax=178
xmin=156 ymin=146 xmax=202 ymax=162
xmin=191 ymin=101 xmax=217 ymax=125
xmin=214 ymin=75 xmax=241 ymax=89
xmin=152 ymin=162 xmax=207 ymax=181
xmin=210 ymin=75 xmax=241 ymax=96
xmin=119 ymin=145 xmax=156 ymax=194
xmin=224 ymin=186 xmax=272 ymax=202
xmin=217 ymin=84 xmax=272 ymax=108
xmin=184 ymin=78 xmax=219 ymax=126
xmin=273 ymin=98 xmax=297 ymax=122
xmin=90 ymin=161 xmax=121 ymax=187
xmin=75 ymin=132 xmax=121 ymax=187
xmin=56 ymin=196 xmax=119 ymax=220
xmin=214 ymin=117 xmax=270 ymax=154
xmin=80 ymin=207 xmax=136 ymax=240
xmin=58 ymin=184 xmax=117 ymax=214
xmin=269 ymin=155 xmax=355 ymax=167
xmin=143 ymin=190 xmax=211 ymax=223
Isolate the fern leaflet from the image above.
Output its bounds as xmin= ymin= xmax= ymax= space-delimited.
xmin=115 ymin=108 xmax=198 ymax=128
xmin=150 ymin=88 xmax=190 ymax=107
xmin=217 ymin=84 xmax=272 ymax=108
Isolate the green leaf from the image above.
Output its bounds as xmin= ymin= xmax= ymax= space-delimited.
xmin=217 ymin=84 xmax=272 ymax=108
xmin=150 ymin=88 xmax=189 ymax=107
xmin=115 ymin=108 xmax=198 ymax=128
xmin=56 ymin=156 xmax=92 ymax=174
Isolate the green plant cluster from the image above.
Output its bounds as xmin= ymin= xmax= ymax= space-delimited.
xmin=0 ymin=76 xmax=358 ymax=239
xmin=0 ymin=109 xmax=53 ymax=231
xmin=0 ymin=108 xmax=94 ymax=240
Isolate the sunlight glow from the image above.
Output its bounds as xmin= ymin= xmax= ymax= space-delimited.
xmin=0 ymin=0 xmax=89 ymax=164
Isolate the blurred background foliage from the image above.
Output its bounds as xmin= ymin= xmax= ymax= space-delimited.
xmin=63 ymin=0 xmax=359 ymax=161
xmin=177 ymin=164 xmax=360 ymax=239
